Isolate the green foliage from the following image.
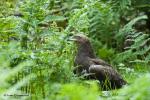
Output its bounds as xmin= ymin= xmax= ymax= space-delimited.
xmin=0 ymin=0 xmax=17 ymax=17
xmin=114 ymin=15 xmax=150 ymax=64
xmin=48 ymin=83 xmax=99 ymax=100
xmin=116 ymin=15 xmax=148 ymax=43
xmin=98 ymin=45 xmax=115 ymax=61
xmin=88 ymin=4 xmax=119 ymax=46
xmin=0 ymin=0 xmax=150 ymax=99
xmin=110 ymin=0 xmax=132 ymax=12
xmin=111 ymin=73 xmax=150 ymax=100
xmin=0 ymin=0 xmax=75 ymax=99
xmin=68 ymin=0 xmax=120 ymax=47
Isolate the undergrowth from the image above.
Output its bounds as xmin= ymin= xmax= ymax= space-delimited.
xmin=0 ymin=0 xmax=150 ymax=100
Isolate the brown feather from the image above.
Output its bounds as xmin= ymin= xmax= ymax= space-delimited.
xmin=89 ymin=65 xmax=127 ymax=90
xmin=71 ymin=34 xmax=127 ymax=90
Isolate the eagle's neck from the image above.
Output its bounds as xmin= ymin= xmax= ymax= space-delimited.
xmin=77 ymin=41 xmax=95 ymax=58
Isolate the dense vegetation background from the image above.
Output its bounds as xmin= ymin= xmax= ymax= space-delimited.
xmin=0 ymin=0 xmax=150 ymax=100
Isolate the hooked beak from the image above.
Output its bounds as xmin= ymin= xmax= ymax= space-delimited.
xmin=68 ymin=36 xmax=77 ymax=41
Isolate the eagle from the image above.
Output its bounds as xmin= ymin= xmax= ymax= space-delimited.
xmin=70 ymin=33 xmax=127 ymax=90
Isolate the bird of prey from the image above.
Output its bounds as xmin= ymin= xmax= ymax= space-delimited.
xmin=70 ymin=33 xmax=127 ymax=90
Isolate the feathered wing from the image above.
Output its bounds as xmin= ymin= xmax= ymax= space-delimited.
xmin=89 ymin=65 xmax=127 ymax=89
xmin=72 ymin=34 xmax=127 ymax=89
xmin=88 ymin=57 xmax=112 ymax=67
xmin=89 ymin=65 xmax=121 ymax=79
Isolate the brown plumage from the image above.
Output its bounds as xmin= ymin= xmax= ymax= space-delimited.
xmin=70 ymin=34 xmax=127 ymax=90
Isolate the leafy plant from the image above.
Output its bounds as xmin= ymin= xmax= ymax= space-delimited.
xmin=114 ymin=15 xmax=150 ymax=64
xmin=0 ymin=0 xmax=150 ymax=99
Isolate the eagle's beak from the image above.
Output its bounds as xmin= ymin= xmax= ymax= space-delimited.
xmin=68 ymin=36 xmax=77 ymax=41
